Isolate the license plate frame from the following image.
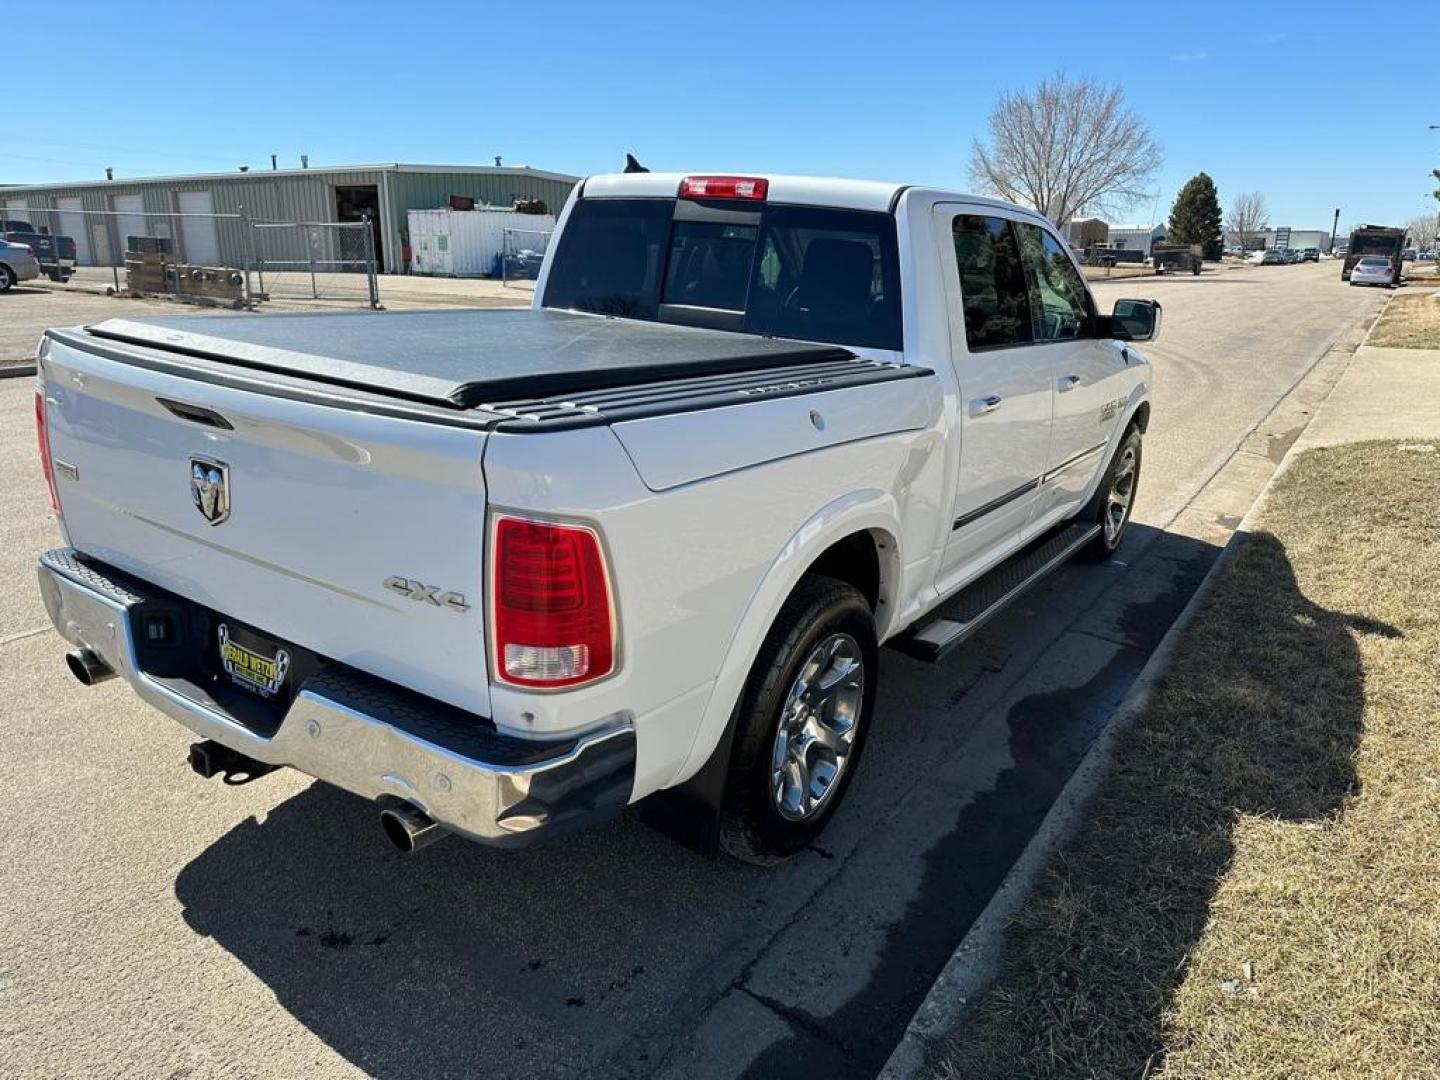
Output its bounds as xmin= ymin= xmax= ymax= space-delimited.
xmin=217 ymin=621 xmax=293 ymax=701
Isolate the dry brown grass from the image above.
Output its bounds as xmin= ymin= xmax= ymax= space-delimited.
xmin=1369 ymin=291 xmax=1440 ymax=349
xmin=943 ymin=441 xmax=1440 ymax=1079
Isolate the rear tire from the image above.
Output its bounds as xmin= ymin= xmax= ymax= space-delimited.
xmin=1076 ymin=427 xmax=1143 ymax=563
xmin=719 ymin=575 xmax=877 ymax=865
xmin=0 ymin=265 xmax=12 ymax=293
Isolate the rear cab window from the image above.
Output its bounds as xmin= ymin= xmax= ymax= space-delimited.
xmin=543 ymin=197 xmax=903 ymax=350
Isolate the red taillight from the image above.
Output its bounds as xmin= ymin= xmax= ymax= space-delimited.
xmin=678 ymin=175 xmax=768 ymax=201
xmin=35 ymin=389 xmax=60 ymax=514
xmin=491 ymin=516 xmax=615 ymax=688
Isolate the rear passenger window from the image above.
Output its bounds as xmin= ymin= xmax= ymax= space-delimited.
xmin=952 ymin=215 xmax=1032 ymax=349
xmin=1016 ymin=223 xmax=1091 ymax=340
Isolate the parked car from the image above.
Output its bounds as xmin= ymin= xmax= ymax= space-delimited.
xmin=34 ymin=172 xmax=1157 ymax=864
xmin=1300 ymin=248 xmax=1320 ymax=262
xmin=0 ymin=219 xmax=77 ymax=282
xmin=1349 ymin=255 xmax=1396 ymax=286
xmin=1342 ymin=226 xmax=1405 ymax=281
xmin=1259 ymin=249 xmax=1287 ymax=265
xmin=1417 ymin=251 xmax=1435 ymax=262
xmin=0 ymin=238 xmax=41 ymax=291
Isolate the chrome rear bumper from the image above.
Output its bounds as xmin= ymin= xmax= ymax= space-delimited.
xmin=37 ymin=548 xmax=635 ymax=848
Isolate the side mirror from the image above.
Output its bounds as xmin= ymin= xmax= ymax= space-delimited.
xmin=1110 ymin=298 xmax=1161 ymax=342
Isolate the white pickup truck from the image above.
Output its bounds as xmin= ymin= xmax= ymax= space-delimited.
xmin=34 ymin=172 xmax=1157 ymax=864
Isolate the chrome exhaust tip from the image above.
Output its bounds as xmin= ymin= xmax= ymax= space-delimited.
xmin=66 ymin=648 xmax=115 ymax=686
xmin=379 ymin=802 xmax=447 ymax=854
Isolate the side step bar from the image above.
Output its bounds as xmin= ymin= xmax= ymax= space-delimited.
xmin=891 ymin=522 xmax=1102 ymax=662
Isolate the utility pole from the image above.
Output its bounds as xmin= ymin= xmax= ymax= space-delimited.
xmin=1330 ymin=207 xmax=1340 ymax=254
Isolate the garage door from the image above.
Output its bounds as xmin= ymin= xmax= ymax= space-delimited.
xmin=57 ymin=197 xmax=93 ymax=265
xmin=112 ymin=194 xmax=145 ymax=256
xmin=177 ymin=190 xmax=220 ymax=265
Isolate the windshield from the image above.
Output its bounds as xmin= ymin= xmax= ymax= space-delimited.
xmin=543 ymin=197 xmax=904 ymax=350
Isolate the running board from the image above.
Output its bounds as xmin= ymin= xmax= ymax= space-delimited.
xmin=891 ymin=522 xmax=1101 ymax=662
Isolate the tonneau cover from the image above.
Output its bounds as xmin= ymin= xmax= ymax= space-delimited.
xmin=83 ymin=308 xmax=852 ymax=409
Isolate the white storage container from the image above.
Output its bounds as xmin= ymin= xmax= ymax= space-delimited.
xmin=408 ymin=208 xmax=557 ymax=276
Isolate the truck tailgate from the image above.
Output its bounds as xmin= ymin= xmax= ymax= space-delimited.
xmin=40 ymin=333 xmax=492 ymax=717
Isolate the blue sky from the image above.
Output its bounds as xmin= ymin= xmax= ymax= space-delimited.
xmin=5 ymin=1 xmax=1437 ymax=233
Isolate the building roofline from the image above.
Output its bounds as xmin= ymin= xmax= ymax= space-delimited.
xmin=0 ymin=163 xmax=580 ymax=193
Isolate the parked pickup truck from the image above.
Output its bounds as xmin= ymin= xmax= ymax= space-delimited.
xmin=34 ymin=173 xmax=1158 ymax=864
xmin=2 ymin=220 xmax=77 ymax=282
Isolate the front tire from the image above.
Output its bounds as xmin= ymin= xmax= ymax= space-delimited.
xmin=1077 ymin=427 xmax=1142 ymax=562
xmin=719 ymin=575 xmax=877 ymax=865
xmin=0 ymin=265 xmax=12 ymax=293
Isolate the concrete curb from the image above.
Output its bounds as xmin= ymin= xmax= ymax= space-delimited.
xmin=0 ymin=363 xmax=37 ymax=380
xmin=876 ymin=527 xmax=1245 ymax=1078
xmin=878 ymin=403 xmax=1337 ymax=1080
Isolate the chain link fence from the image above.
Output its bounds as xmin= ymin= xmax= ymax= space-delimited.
xmin=250 ymin=219 xmax=379 ymax=308
xmin=0 ymin=204 xmax=379 ymax=309
xmin=500 ymin=226 xmax=554 ymax=289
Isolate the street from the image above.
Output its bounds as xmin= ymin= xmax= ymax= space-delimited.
xmin=0 ymin=262 xmax=1385 ymax=1078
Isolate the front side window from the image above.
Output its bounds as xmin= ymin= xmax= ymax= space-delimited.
xmin=951 ymin=215 xmax=1032 ymax=349
xmin=1016 ymin=222 xmax=1091 ymax=341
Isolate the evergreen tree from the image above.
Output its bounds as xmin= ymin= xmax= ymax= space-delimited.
xmin=1168 ymin=173 xmax=1223 ymax=246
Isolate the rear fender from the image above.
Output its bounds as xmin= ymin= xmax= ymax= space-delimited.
xmin=670 ymin=489 xmax=903 ymax=789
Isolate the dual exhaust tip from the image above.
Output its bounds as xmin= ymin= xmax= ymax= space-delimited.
xmin=64 ymin=647 xmax=445 ymax=854
xmin=66 ymin=648 xmax=115 ymax=687
xmin=379 ymin=802 xmax=448 ymax=853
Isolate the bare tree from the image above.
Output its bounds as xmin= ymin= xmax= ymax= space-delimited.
xmin=967 ymin=72 xmax=1161 ymax=226
xmin=1405 ymin=213 xmax=1438 ymax=252
xmin=1226 ymin=191 xmax=1268 ymax=254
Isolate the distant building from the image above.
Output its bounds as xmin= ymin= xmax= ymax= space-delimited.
xmin=1105 ymin=224 xmax=1167 ymax=257
xmin=0 ymin=162 xmax=579 ymax=274
xmin=1065 ymin=217 xmax=1109 ymax=247
xmin=1223 ymin=228 xmax=1334 ymax=253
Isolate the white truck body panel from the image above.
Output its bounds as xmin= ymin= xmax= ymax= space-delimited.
xmin=41 ymin=337 xmax=493 ymax=717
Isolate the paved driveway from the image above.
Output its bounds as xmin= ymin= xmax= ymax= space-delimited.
xmin=0 ymin=262 xmax=1383 ymax=1078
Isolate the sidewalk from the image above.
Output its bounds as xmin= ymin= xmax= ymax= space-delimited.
xmin=1296 ymin=343 xmax=1440 ymax=449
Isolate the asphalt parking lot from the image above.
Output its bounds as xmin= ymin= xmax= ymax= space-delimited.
xmin=1 ymin=262 xmax=1386 ymax=1078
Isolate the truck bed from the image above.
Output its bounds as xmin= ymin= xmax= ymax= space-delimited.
xmin=81 ymin=308 xmax=858 ymax=409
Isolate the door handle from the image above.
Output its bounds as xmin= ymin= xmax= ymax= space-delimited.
xmin=968 ymin=395 xmax=1003 ymax=417
xmin=1057 ymin=374 xmax=1081 ymax=392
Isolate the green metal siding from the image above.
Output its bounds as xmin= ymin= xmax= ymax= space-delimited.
xmin=0 ymin=167 xmax=576 ymax=272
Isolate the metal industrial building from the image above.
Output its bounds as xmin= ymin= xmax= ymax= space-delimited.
xmin=0 ymin=163 xmax=579 ymax=274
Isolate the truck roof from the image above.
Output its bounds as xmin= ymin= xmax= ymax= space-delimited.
xmin=579 ymin=171 xmax=1042 ymax=218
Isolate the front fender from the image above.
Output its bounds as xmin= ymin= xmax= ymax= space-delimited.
xmin=1075 ymin=380 xmax=1151 ymax=508
xmin=666 ymin=488 xmax=903 ymax=788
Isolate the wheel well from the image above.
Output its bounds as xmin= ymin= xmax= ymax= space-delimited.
xmin=807 ymin=530 xmax=883 ymax=611
xmin=1130 ymin=401 xmax=1150 ymax=433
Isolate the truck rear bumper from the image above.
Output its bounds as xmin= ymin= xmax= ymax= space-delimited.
xmin=37 ymin=548 xmax=635 ymax=848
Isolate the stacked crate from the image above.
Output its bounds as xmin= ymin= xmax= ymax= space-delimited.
xmin=124 ymin=236 xmax=175 ymax=295
xmin=175 ymin=265 xmax=246 ymax=306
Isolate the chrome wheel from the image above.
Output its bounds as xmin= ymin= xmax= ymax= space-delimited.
xmin=770 ymin=632 xmax=864 ymax=822
xmin=1104 ymin=445 xmax=1138 ymax=545
xmin=0 ymin=267 xmax=11 ymax=291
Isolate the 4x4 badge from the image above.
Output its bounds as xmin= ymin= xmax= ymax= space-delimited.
xmin=190 ymin=456 xmax=231 ymax=525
